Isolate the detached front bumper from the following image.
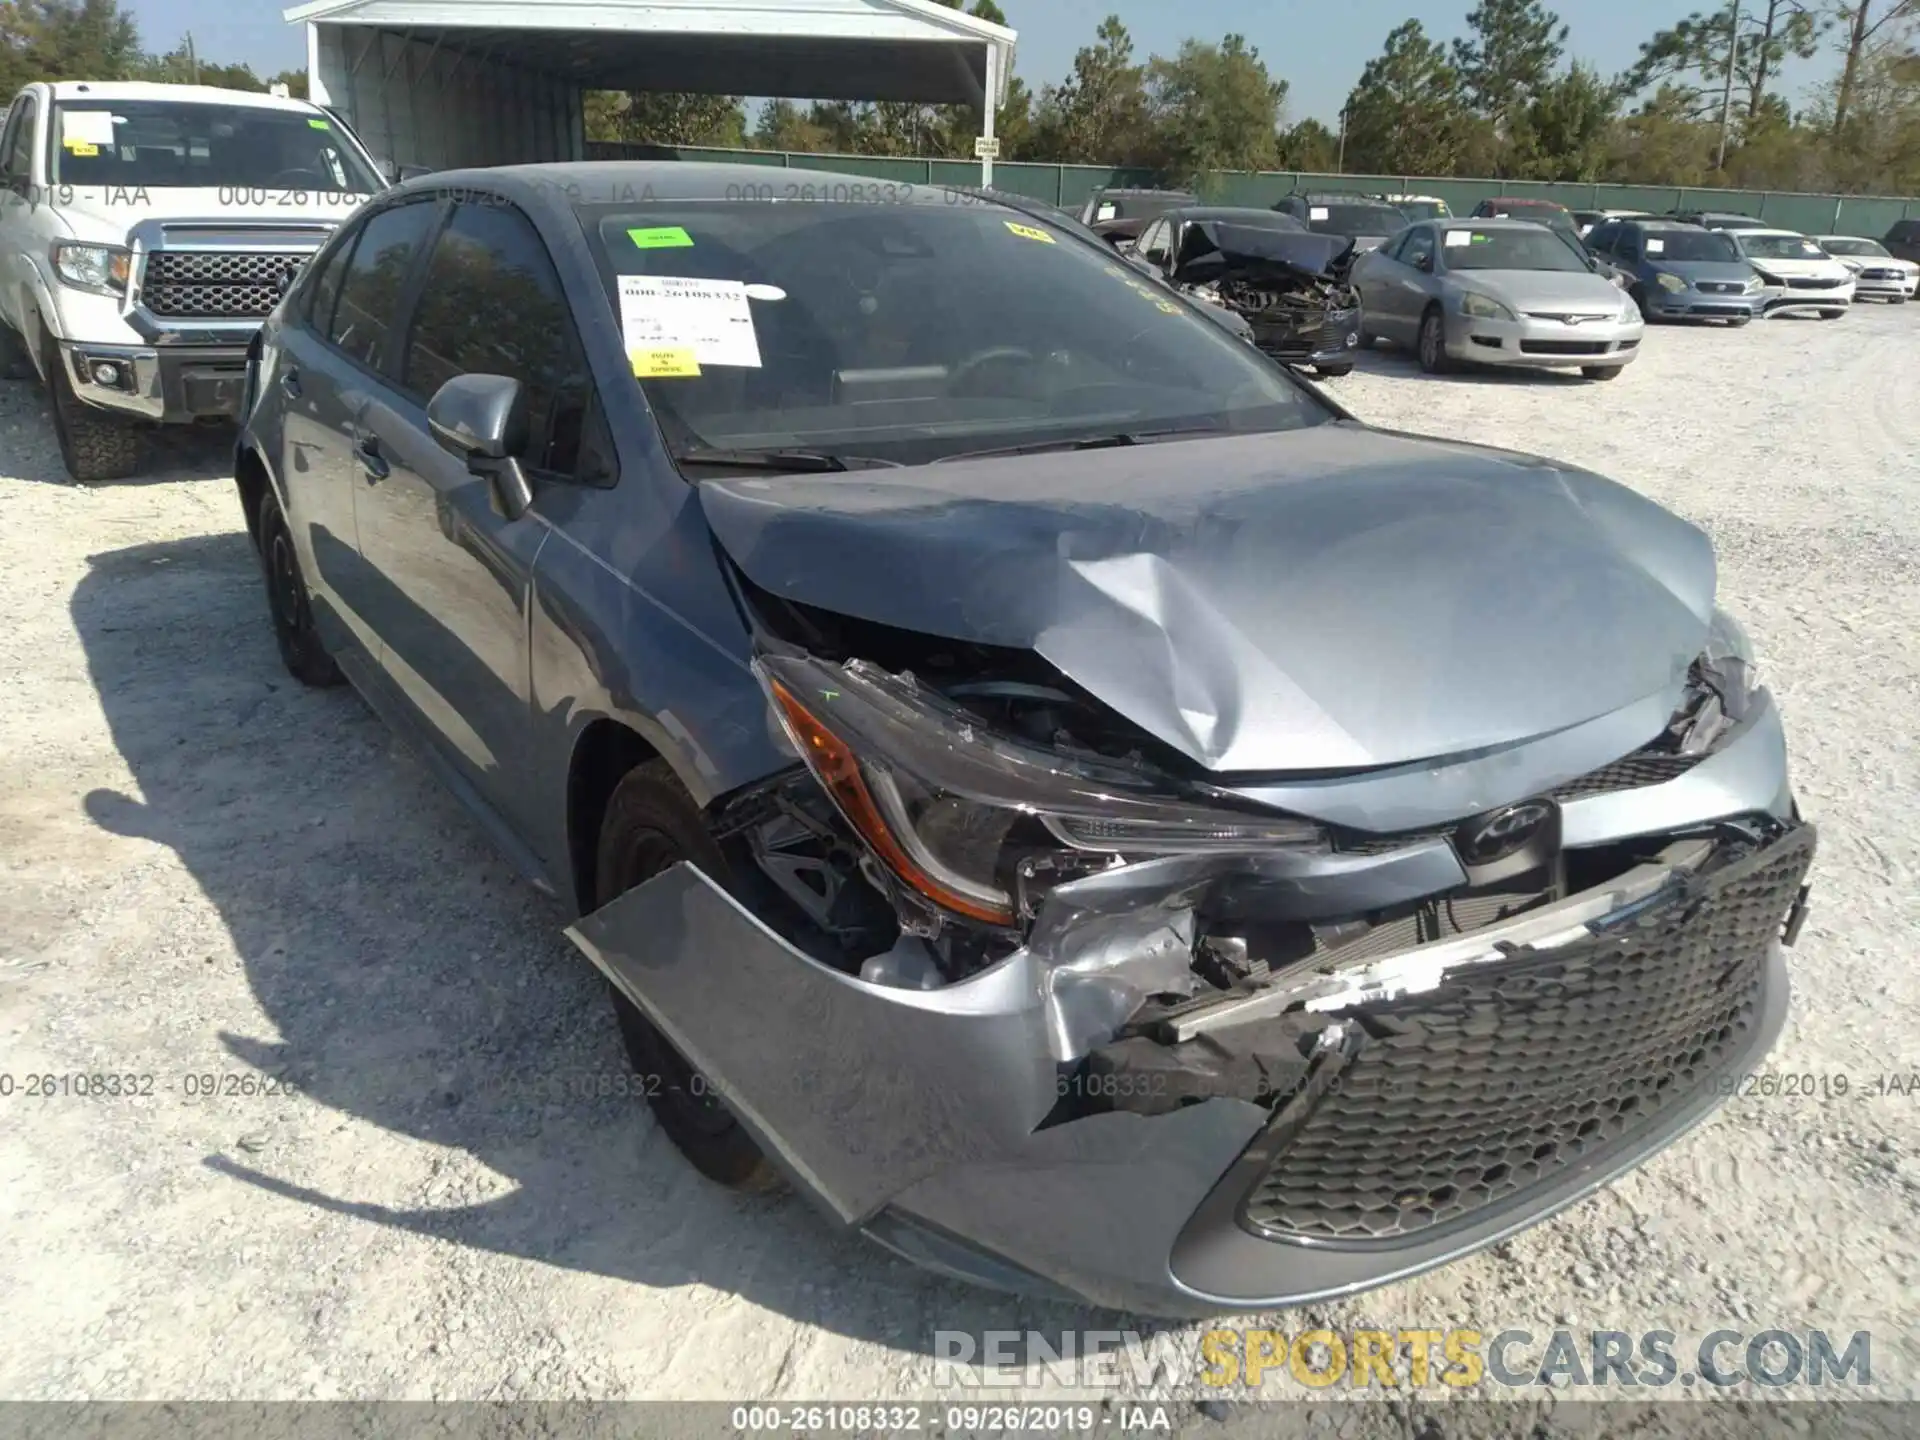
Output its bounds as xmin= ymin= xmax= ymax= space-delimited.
xmin=1446 ymin=312 xmax=1643 ymax=369
xmin=57 ymin=340 xmax=251 ymax=423
xmin=1764 ymin=282 xmax=1854 ymax=315
xmin=566 ymin=703 xmax=1815 ymax=1316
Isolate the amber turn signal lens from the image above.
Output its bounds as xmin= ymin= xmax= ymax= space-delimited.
xmin=768 ymin=679 xmax=1014 ymax=926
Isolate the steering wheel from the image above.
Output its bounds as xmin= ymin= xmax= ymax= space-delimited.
xmin=947 ymin=346 xmax=1037 ymax=397
xmin=267 ymin=168 xmax=330 ymax=189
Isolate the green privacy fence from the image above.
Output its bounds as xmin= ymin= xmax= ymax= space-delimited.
xmin=586 ymin=141 xmax=1920 ymax=237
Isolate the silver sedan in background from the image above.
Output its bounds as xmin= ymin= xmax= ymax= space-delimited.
xmin=1352 ymin=218 xmax=1645 ymax=380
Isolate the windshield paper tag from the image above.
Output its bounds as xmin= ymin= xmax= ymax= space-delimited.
xmin=1005 ymin=221 xmax=1055 ymax=243
xmin=631 ymin=347 xmax=701 ymax=378
xmin=617 ymin=275 xmax=762 ymax=369
xmin=1444 ymin=230 xmax=1471 ymax=246
xmin=64 ymin=141 xmax=99 ymax=156
xmin=1645 ymin=238 xmax=1665 ymax=253
xmin=628 ymin=226 xmax=694 ymax=249
xmin=60 ymin=110 xmax=116 ymax=147
xmin=1309 ymin=206 xmax=1329 ymax=221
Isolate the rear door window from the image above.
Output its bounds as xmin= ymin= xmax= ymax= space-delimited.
xmin=325 ymin=200 xmax=438 ymax=372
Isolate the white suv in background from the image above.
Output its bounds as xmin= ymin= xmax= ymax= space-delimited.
xmin=1813 ymin=234 xmax=1918 ymax=303
xmin=0 ymin=81 xmax=385 ymax=479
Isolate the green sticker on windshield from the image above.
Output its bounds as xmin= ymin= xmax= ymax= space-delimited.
xmin=629 ymin=226 xmax=694 ymax=250
xmin=308 ymin=118 xmax=330 ymax=130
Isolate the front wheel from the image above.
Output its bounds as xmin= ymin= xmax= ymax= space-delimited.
xmin=1890 ymin=293 xmax=1908 ymax=305
xmin=596 ymin=761 xmax=784 ymax=1194
xmin=1581 ymin=364 xmax=1624 ymax=381
xmin=1631 ymin=286 xmax=1654 ymax=322
xmin=1316 ymin=362 xmax=1354 ymax=378
xmin=42 ymin=330 xmax=144 ymax=482
xmin=1417 ymin=308 xmax=1451 ymax=374
xmin=1818 ymin=309 xmax=1846 ymax=320
xmin=1727 ymin=314 xmax=1753 ymax=327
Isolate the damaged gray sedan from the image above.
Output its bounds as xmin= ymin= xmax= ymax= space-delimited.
xmin=235 ymin=161 xmax=1815 ymax=1318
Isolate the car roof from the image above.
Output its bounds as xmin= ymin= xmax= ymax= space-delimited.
xmin=1739 ymin=228 xmax=1806 ymax=238
xmin=1424 ymin=215 xmax=1562 ymax=231
xmin=1093 ymin=187 xmax=1196 ymax=199
xmin=1482 ymin=196 xmax=1566 ymax=206
xmin=419 ymin=160 xmax=1028 ymax=209
xmin=1815 ymin=234 xmax=1878 ymax=242
xmin=41 ymin=81 xmax=321 ymax=112
xmin=1292 ymin=192 xmax=1398 ymax=202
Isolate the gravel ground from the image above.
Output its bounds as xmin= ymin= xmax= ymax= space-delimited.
xmin=1 ymin=305 xmax=1916 ymax=1432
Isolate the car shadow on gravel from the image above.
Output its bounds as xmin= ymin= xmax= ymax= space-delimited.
xmin=73 ymin=531 xmax=1163 ymax=1355
xmin=0 ymin=378 xmax=237 ymax=487
xmin=1347 ymin=347 xmax=1603 ymax=386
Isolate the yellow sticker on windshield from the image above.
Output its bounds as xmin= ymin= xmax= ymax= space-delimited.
xmin=1005 ymin=221 xmax=1056 ymax=244
xmin=65 ymin=140 xmax=99 ymax=156
xmin=631 ymin=347 xmax=701 ymax=378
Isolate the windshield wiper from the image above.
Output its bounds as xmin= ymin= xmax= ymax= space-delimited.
xmin=933 ymin=425 xmax=1232 ymax=464
xmin=672 ymin=445 xmax=901 ymax=473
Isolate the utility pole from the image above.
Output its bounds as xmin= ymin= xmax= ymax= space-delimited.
xmin=1715 ymin=0 xmax=1739 ymax=171
xmin=185 ymin=31 xmax=200 ymax=84
xmin=1336 ymin=105 xmax=1348 ymax=175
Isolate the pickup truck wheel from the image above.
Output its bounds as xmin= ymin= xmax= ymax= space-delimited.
xmin=41 ymin=332 xmax=144 ymax=482
xmin=595 ymin=761 xmax=784 ymax=1194
xmin=256 ymin=487 xmax=343 ymax=688
xmin=0 ymin=323 xmax=34 ymax=380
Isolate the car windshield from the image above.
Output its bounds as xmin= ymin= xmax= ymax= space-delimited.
xmin=1440 ymin=226 xmax=1590 ymax=272
xmin=1740 ymin=233 xmax=1826 ymax=259
xmin=1641 ymin=229 xmax=1741 ymax=262
xmin=1306 ymin=203 xmax=1407 ymax=236
xmin=580 ymin=199 xmax=1330 ymax=465
xmin=48 ymin=100 xmax=380 ymax=192
xmin=1820 ymin=237 xmax=1888 ymax=257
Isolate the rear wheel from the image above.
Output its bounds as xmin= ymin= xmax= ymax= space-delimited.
xmin=1581 ymin=364 xmax=1624 ymax=381
xmin=596 ymin=761 xmax=784 ymax=1194
xmin=256 ymin=487 xmax=343 ymax=688
xmin=41 ymin=329 xmax=145 ymax=482
xmin=1416 ymin=307 xmax=1451 ymax=374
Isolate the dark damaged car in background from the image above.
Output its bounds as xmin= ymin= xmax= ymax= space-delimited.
xmin=234 ymin=162 xmax=1816 ymax=1317
xmin=1124 ymin=206 xmax=1363 ymax=377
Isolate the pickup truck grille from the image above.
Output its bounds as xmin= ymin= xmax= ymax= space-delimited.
xmin=143 ymin=250 xmax=308 ymax=319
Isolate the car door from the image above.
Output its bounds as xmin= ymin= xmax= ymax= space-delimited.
xmin=351 ymin=194 xmax=609 ymax=845
xmin=1369 ymin=225 xmax=1434 ymax=343
xmin=280 ymin=197 xmax=441 ymax=658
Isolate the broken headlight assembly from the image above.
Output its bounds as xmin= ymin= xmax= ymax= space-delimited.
xmin=1674 ymin=607 xmax=1762 ymax=753
xmin=754 ymin=649 xmax=1326 ymax=934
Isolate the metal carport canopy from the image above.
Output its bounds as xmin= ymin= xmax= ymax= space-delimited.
xmin=286 ymin=0 xmax=1017 ymax=179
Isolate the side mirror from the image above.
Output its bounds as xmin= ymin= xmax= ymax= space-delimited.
xmin=427 ymin=374 xmax=534 ymax=519
xmin=1413 ymin=252 xmax=1434 ymax=273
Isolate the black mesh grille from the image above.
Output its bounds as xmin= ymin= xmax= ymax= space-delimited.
xmin=144 ymin=250 xmax=306 ymax=319
xmin=1240 ymin=825 xmax=1812 ymax=1243
xmin=1697 ymin=281 xmax=1745 ymax=294
xmin=1548 ymin=750 xmax=1702 ymax=800
xmin=1785 ymin=277 xmax=1846 ymax=290
xmin=1518 ymin=339 xmax=1611 ymax=355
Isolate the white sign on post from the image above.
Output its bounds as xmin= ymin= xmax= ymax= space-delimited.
xmin=974 ymin=135 xmax=1001 ymax=159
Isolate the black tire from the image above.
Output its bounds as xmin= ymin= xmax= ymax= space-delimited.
xmin=1727 ymin=314 xmax=1753 ymax=327
xmin=256 ymin=487 xmax=343 ymax=688
xmin=595 ymin=761 xmax=783 ymax=1194
xmin=1316 ymin=362 xmax=1354 ymax=378
xmin=0 ymin=322 xmax=34 ymax=381
xmin=40 ymin=329 xmax=144 ymax=482
xmin=1581 ymin=364 xmax=1624 ymax=381
xmin=1417 ymin=307 xmax=1451 ymax=375
xmin=1630 ymin=286 xmax=1654 ymax=322
xmin=1818 ymin=309 xmax=1845 ymax=320
xmin=1891 ymin=294 xmax=1908 ymax=305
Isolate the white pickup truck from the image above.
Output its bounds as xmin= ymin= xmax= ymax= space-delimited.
xmin=0 ymin=81 xmax=389 ymax=480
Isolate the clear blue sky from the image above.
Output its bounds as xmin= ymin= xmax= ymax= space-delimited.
xmin=130 ymin=1 xmax=1840 ymax=125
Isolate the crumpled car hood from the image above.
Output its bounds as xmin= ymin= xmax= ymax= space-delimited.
xmin=700 ymin=424 xmax=1717 ymax=773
